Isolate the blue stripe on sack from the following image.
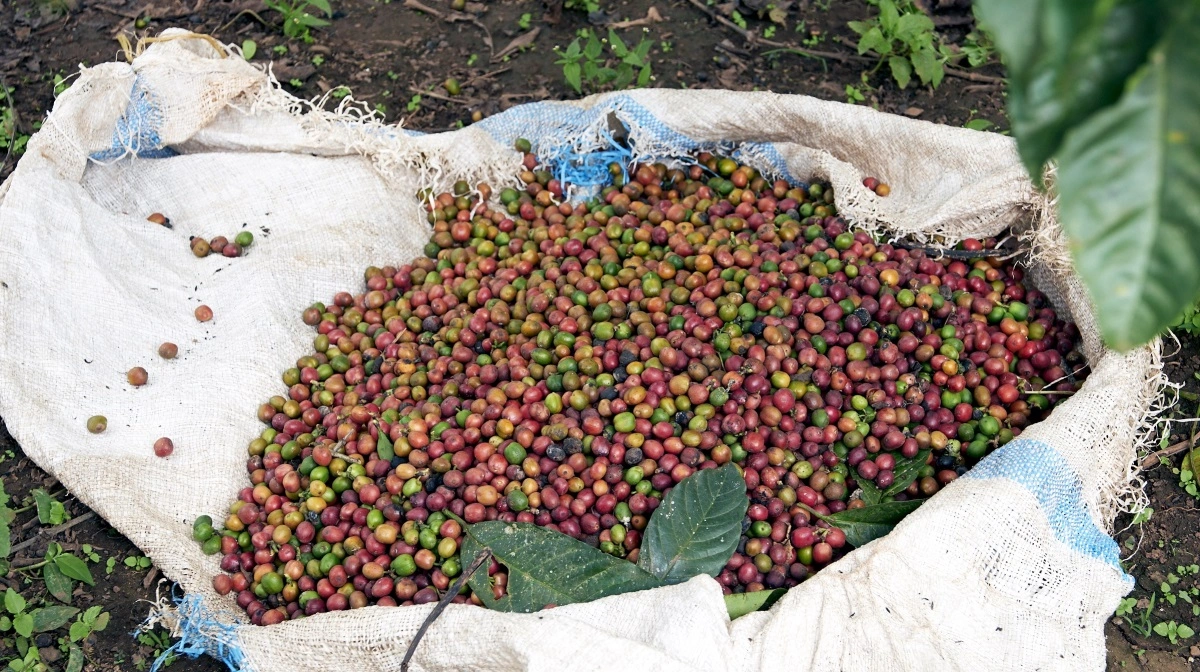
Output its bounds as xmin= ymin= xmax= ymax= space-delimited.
xmin=961 ymin=438 xmax=1128 ymax=576
xmin=91 ymin=76 xmax=177 ymax=162
xmin=473 ymin=95 xmax=803 ymax=194
xmin=732 ymin=141 xmax=803 ymax=186
xmin=145 ymin=591 xmax=250 ymax=672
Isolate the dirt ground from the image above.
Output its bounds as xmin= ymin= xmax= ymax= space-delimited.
xmin=0 ymin=0 xmax=1194 ymax=670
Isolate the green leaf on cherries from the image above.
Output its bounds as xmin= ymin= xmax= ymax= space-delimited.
xmin=461 ymin=521 xmax=663 ymax=613
xmin=638 ymin=464 xmax=748 ymax=584
xmin=723 ymin=588 xmax=786 ymax=619
xmin=376 ymin=432 xmax=394 ymax=461
xmin=824 ymin=499 xmax=924 ymax=548
xmin=883 ymin=449 xmax=931 ymax=498
xmin=856 ymin=477 xmax=883 ymax=506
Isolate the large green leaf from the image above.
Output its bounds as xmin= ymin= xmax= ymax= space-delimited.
xmin=31 ymin=606 xmax=78 ymax=633
xmin=821 ymin=500 xmax=924 ymax=548
xmin=973 ymin=0 xmax=1166 ymax=182
xmin=54 ymin=555 xmax=94 ymax=586
xmin=1057 ymin=5 xmax=1200 ymax=350
xmin=638 ymin=464 xmax=748 ymax=584
xmin=43 ymin=563 xmax=74 ymax=604
xmin=461 ymin=521 xmax=662 ymax=613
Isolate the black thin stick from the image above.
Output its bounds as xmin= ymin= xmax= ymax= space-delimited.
xmin=401 ymin=548 xmax=493 ymax=672
xmin=9 ymin=512 xmax=96 ymax=555
xmin=890 ymin=238 xmax=1022 ymax=260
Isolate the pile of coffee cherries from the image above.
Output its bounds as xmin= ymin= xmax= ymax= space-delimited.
xmin=190 ymin=230 xmax=254 ymax=258
xmin=195 ymin=144 xmax=1085 ymax=624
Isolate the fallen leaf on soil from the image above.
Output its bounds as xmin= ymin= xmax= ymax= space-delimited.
xmin=492 ymin=28 xmax=540 ymax=63
xmin=610 ymin=6 xmax=665 ymax=29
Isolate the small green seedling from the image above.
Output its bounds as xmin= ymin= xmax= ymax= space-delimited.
xmin=1153 ymin=620 xmax=1194 ymax=644
xmin=264 ymin=0 xmax=333 ymax=42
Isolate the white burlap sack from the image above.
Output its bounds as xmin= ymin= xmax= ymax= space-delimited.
xmin=0 ymin=32 xmax=1163 ymax=671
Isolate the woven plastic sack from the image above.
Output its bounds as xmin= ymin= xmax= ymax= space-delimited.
xmin=0 ymin=32 xmax=1164 ymax=672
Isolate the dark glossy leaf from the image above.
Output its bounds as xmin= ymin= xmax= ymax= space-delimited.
xmin=43 ymin=563 xmax=74 ymax=604
xmin=31 ymin=606 xmax=78 ymax=633
xmin=826 ymin=500 xmax=924 ymax=548
xmin=1057 ymin=6 xmax=1200 ymax=350
xmin=724 ymin=589 xmax=786 ymax=619
xmin=376 ymin=433 xmax=394 ymax=462
xmin=54 ymin=555 xmax=94 ymax=586
xmin=884 ymin=449 xmax=931 ymax=497
xmin=973 ymin=0 xmax=1166 ymax=182
xmin=461 ymin=521 xmax=662 ymax=613
xmin=638 ymin=464 xmax=748 ymax=584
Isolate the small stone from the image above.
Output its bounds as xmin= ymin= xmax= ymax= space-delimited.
xmin=1190 ymin=645 xmax=1200 ymax=657
xmin=39 ymin=647 xmax=61 ymax=664
xmin=904 ymin=107 xmax=924 ymax=118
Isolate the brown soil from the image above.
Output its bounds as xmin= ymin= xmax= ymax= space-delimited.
xmin=0 ymin=1 xmax=1192 ymax=670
